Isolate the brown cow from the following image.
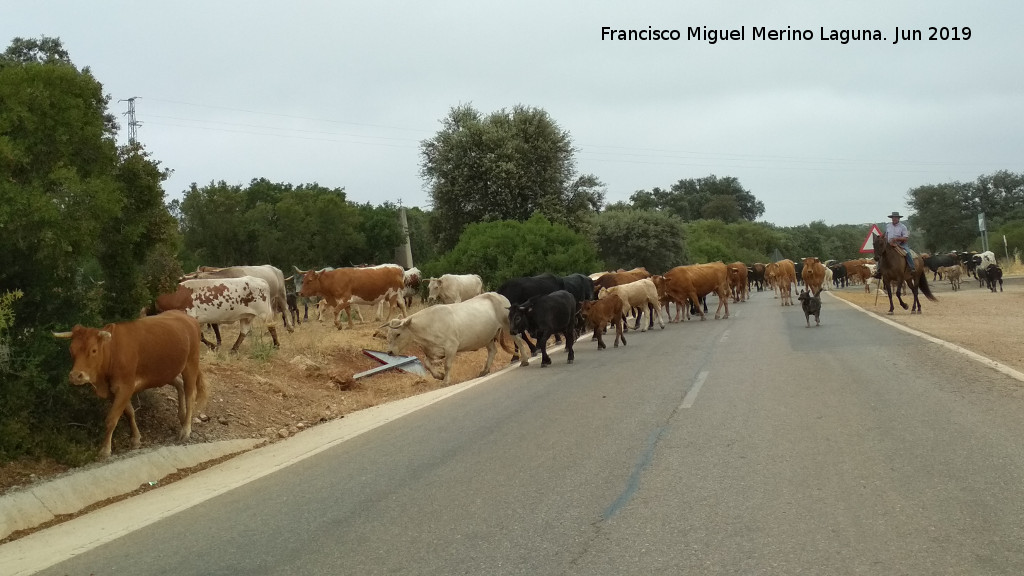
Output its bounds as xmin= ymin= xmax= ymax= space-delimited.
xmin=591 ymin=267 xmax=651 ymax=297
xmin=841 ymin=259 xmax=873 ymax=286
xmin=299 ymin=265 xmax=408 ymax=329
xmin=580 ymin=294 xmax=627 ymax=349
xmin=775 ymin=259 xmax=797 ymax=306
xmin=727 ymin=262 xmax=749 ymax=303
xmin=800 ymin=257 xmax=826 ymax=295
xmin=678 ymin=262 xmax=731 ymax=320
xmin=658 ymin=263 xmax=731 ymax=321
xmin=53 ymin=311 xmax=209 ymax=458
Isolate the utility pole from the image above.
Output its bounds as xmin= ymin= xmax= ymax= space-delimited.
xmin=119 ymin=97 xmax=142 ymax=145
xmin=394 ymin=199 xmax=414 ymax=269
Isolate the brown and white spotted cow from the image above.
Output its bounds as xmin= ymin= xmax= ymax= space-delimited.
xmin=153 ymin=276 xmax=280 ymax=352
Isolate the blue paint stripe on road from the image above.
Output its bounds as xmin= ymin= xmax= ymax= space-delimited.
xmin=603 ymin=426 xmax=664 ymax=520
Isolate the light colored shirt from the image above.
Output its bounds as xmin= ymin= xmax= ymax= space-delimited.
xmin=886 ymin=221 xmax=909 ymax=246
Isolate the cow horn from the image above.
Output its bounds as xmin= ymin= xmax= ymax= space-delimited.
xmin=284 ymin=275 xmax=293 ymax=281
xmin=98 ymin=330 xmax=112 ymax=341
xmin=52 ymin=331 xmax=73 ymax=339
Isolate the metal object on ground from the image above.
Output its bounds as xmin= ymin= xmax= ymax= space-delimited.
xmin=355 ymin=350 xmax=428 ymax=379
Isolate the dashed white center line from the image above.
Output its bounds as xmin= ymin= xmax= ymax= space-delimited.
xmin=681 ymin=370 xmax=709 ymax=409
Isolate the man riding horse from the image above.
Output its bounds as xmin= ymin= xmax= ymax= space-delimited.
xmin=872 ymin=211 xmax=936 ymax=314
xmin=873 ymin=211 xmax=914 ymax=278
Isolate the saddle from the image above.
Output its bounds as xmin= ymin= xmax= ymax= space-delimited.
xmin=892 ymin=245 xmax=919 ymax=260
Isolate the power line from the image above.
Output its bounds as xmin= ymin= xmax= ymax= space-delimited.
xmin=137 ymin=96 xmax=1015 ymax=177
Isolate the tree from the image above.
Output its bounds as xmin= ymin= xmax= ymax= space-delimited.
xmin=353 ymin=202 xmax=403 ymax=265
xmin=98 ymin=145 xmax=180 ymax=319
xmin=589 ymin=210 xmax=687 ymax=273
xmin=629 ymin=176 xmax=765 ymax=222
xmin=906 ymin=181 xmax=979 ymax=251
xmin=175 ymin=179 xmax=366 ymax=271
xmin=421 ymin=104 xmax=596 ymax=250
xmin=684 ymin=220 xmax=789 ymax=264
xmin=425 ymin=214 xmax=602 ymax=290
xmin=0 ymin=36 xmax=177 ymax=463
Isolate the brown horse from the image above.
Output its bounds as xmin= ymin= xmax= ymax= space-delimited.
xmin=873 ymin=233 xmax=937 ymax=314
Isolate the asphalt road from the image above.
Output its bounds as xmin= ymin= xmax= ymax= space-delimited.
xmin=18 ymin=291 xmax=1024 ymax=575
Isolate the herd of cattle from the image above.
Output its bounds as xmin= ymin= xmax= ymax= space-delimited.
xmin=52 ymin=249 xmax=1006 ymax=458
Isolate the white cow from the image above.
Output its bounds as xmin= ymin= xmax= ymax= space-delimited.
xmin=973 ymin=251 xmax=997 ymax=276
xmin=426 ymin=274 xmax=484 ymax=305
xmin=597 ymin=278 xmax=665 ymax=332
xmin=159 ymin=276 xmax=279 ymax=352
xmin=380 ymin=292 xmax=528 ymax=385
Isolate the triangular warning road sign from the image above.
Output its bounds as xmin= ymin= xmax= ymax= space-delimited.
xmin=859 ymin=224 xmax=882 ymax=253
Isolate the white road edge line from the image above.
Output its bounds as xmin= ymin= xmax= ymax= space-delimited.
xmin=827 ymin=292 xmax=1024 ymax=384
xmin=681 ymin=370 xmax=710 ymax=409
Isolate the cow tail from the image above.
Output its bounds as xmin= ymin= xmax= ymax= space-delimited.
xmin=195 ymin=370 xmax=210 ymax=412
xmin=498 ymin=328 xmax=517 ymax=354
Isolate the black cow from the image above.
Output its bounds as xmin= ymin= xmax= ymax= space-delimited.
xmin=749 ymin=263 xmax=766 ymax=292
xmin=286 ymin=292 xmax=301 ymax=326
xmin=829 ymin=263 xmax=848 ymax=289
xmin=923 ymin=252 xmax=959 ymax=281
xmin=959 ymin=251 xmax=979 ymax=278
xmin=497 ymin=273 xmax=565 ymax=356
xmin=507 ymin=290 xmax=577 ymax=367
xmin=559 ymin=273 xmax=594 ymax=337
xmin=497 ymin=273 xmax=562 ymax=306
xmin=980 ymin=264 xmax=1003 ymax=292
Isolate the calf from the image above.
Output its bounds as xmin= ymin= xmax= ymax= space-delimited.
xmin=508 ymin=290 xmax=578 ymax=367
xmin=286 ymin=292 xmax=301 ymax=326
xmin=580 ymin=294 xmax=627 ymax=349
xmin=982 ymin=263 xmax=1003 ymax=292
xmin=498 ymin=273 xmax=565 ymax=356
xmin=937 ymin=265 xmax=961 ymax=291
xmin=598 ymin=278 xmax=665 ymax=331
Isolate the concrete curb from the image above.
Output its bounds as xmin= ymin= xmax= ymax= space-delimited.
xmin=0 ymin=438 xmax=262 ymax=540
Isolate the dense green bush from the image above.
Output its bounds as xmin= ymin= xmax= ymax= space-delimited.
xmin=423 ymin=214 xmax=603 ymax=290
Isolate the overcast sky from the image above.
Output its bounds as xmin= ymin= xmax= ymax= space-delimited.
xmin=7 ymin=1 xmax=1022 ymax=227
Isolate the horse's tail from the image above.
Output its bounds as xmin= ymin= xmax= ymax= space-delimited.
xmin=918 ymin=267 xmax=938 ymax=301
